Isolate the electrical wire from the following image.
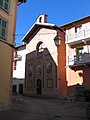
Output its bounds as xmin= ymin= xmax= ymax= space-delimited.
xmin=15 ymin=32 xmax=56 ymax=36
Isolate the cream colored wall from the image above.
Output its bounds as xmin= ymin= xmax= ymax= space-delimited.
xmin=66 ymin=22 xmax=90 ymax=36
xmin=26 ymin=28 xmax=57 ymax=65
xmin=25 ymin=28 xmax=58 ymax=97
xmin=0 ymin=0 xmax=18 ymax=110
xmin=66 ymin=67 xmax=83 ymax=86
xmin=65 ymin=22 xmax=90 ymax=88
xmin=0 ymin=44 xmax=12 ymax=102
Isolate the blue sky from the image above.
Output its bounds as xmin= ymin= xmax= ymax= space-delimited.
xmin=16 ymin=0 xmax=90 ymax=46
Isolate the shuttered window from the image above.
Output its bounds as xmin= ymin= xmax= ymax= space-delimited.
xmin=0 ymin=18 xmax=7 ymax=39
xmin=0 ymin=0 xmax=9 ymax=12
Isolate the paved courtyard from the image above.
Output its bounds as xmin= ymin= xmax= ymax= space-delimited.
xmin=0 ymin=95 xmax=89 ymax=120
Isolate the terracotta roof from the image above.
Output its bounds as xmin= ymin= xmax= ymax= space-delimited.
xmin=16 ymin=44 xmax=26 ymax=50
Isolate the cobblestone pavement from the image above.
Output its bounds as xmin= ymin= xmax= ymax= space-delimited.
xmin=0 ymin=95 xmax=89 ymax=120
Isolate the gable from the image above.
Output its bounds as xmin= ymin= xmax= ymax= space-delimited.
xmin=26 ymin=28 xmax=58 ymax=65
xmin=26 ymin=28 xmax=56 ymax=52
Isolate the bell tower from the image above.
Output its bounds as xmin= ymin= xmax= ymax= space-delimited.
xmin=36 ymin=14 xmax=48 ymax=23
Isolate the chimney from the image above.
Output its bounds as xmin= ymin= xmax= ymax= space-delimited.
xmin=36 ymin=14 xmax=48 ymax=23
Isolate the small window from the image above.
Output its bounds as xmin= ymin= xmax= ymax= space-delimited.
xmin=28 ymin=65 xmax=32 ymax=77
xmin=0 ymin=0 xmax=3 ymax=8
xmin=39 ymin=17 xmax=42 ymax=23
xmin=12 ymin=85 xmax=17 ymax=94
xmin=4 ymin=0 xmax=8 ymax=11
xmin=0 ymin=18 xmax=7 ymax=39
xmin=47 ymin=62 xmax=52 ymax=74
xmin=76 ymin=47 xmax=83 ymax=55
xmin=0 ymin=0 xmax=9 ymax=12
xmin=75 ymin=25 xmax=82 ymax=33
xmin=36 ymin=64 xmax=41 ymax=75
xmin=36 ymin=41 xmax=44 ymax=56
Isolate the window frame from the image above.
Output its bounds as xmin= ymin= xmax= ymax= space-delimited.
xmin=0 ymin=0 xmax=9 ymax=12
xmin=0 ymin=18 xmax=7 ymax=39
xmin=47 ymin=62 xmax=52 ymax=75
xmin=75 ymin=25 xmax=82 ymax=33
xmin=36 ymin=41 xmax=44 ymax=56
xmin=76 ymin=46 xmax=83 ymax=55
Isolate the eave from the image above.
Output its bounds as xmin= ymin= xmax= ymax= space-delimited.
xmin=60 ymin=16 xmax=90 ymax=30
xmin=22 ymin=22 xmax=64 ymax=43
xmin=18 ymin=0 xmax=26 ymax=3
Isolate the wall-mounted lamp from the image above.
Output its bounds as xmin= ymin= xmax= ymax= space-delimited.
xmin=54 ymin=35 xmax=61 ymax=47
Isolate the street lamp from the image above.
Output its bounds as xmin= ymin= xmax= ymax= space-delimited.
xmin=54 ymin=35 xmax=61 ymax=47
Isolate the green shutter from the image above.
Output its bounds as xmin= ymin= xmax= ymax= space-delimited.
xmin=0 ymin=0 xmax=3 ymax=8
xmin=0 ymin=0 xmax=8 ymax=12
xmin=0 ymin=19 xmax=1 ymax=26
xmin=4 ymin=0 xmax=8 ymax=11
xmin=0 ymin=19 xmax=6 ymax=39
xmin=2 ymin=28 xmax=6 ymax=38
xmin=0 ymin=18 xmax=2 ymax=37
xmin=2 ymin=20 xmax=6 ymax=28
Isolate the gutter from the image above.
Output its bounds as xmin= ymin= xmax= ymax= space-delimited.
xmin=0 ymin=39 xmax=16 ymax=50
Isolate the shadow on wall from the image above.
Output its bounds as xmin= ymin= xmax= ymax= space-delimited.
xmin=67 ymin=65 xmax=90 ymax=101
xmin=67 ymin=83 xmax=90 ymax=102
xmin=24 ymin=47 xmax=59 ymax=97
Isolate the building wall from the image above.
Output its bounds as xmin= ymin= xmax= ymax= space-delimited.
xmin=13 ymin=46 xmax=26 ymax=79
xmin=65 ymin=19 xmax=90 ymax=95
xmin=0 ymin=0 xmax=18 ymax=111
xmin=26 ymin=28 xmax=58 ymax=64
xmin=66 ymin=68 xmax=83 ymax=86
xmin=24 ymin=27 xmax=67 ymax=98
xmin=57 ymin=30 xmax=67 ymax=98
xmin=24 ymin=28 xmax=59 ymax=97
xmin=13 ymin=45 xmax=26 ymax=94
xmin=25 ymin=48 xmax=58 ymax=97
xmin=66 ymin=22 xmax=90 ymax=36
xmin=83 ymin=67 xmax=90 ymax=89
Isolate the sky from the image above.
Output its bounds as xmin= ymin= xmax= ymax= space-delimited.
xmin=16 ymin=0 xmax=90 ymax=46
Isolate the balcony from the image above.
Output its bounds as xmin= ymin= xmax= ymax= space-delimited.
xmin=67 ymin=53 xmax=90 ymax=66
xmin=14 ymin=54 xmax=22 ymax=61
xmin=66 ymin=29 xmax=90 ymax=45
xmin=67 ymin=56 xmax=74 ymax=66
xmin=74 ymin=53 xmax=90 ymax=65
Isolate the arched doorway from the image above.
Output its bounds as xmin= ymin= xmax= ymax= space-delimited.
xmin=37 ymin=79 xmax=42 ymax=94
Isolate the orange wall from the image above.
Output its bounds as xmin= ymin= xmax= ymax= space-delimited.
xmin=0 ymin=0 xmax=18 ymax=109
xmin=58 ymin=30 xmax=67 ymax=97
xmin=67 ymin=67 xmax=83 ymax=86
xmin=66 ymin=66 xmax=90 ymax=94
